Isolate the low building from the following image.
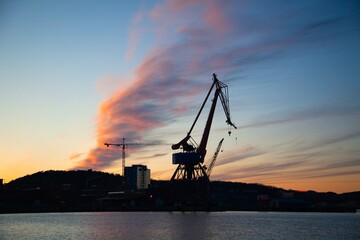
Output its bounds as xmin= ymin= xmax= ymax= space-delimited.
xmin=124 ymin=165 xmax=150 ymax=190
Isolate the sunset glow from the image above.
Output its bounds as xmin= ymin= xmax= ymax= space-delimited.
xmin=1 ymin=0 xmax=359 ymax=193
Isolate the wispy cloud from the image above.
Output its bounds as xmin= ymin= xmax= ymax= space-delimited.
xmin=135 ymin=153 xmax=168 ymax=160
xmin=214 ymin=157 xmax=360 ymax=184
xmin=298 ymin=131 xmax=360 ymax=152
xmin=215 ymin=145 xmax=264 ymax=167
xmin=68 ymin=152 xmax=83 ymax=160
xmin=238 ymin=103 xmax=360 ymax=130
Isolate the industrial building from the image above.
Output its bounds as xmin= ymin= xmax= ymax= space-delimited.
xmin=124 ymin=165 xmax=150 ymax=190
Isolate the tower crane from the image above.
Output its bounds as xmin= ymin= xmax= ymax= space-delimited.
xmin=104 ymin=138 xmax=141 ymax=176
xmin=171 ymin=74 xmax=236 ymax=182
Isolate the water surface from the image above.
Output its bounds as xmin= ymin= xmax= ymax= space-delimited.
xmin=0 ymin=212 xmax=358 ymax=240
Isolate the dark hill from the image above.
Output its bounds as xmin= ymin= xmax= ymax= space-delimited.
xmin=1 ymin=170 xmax=358 ymax=213
xmin=6 ymin=170 xmax=123 ymax=191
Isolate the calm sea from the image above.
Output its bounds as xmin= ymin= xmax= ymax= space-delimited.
xmin=0 ymin=211 xmax=359 ymax=240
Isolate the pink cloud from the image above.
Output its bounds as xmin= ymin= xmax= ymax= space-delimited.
xmin=202 ymin=1 xmax=231 ymax=33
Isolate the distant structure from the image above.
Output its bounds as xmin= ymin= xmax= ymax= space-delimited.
xmin=0 ymin=179 xmax=3 ymax=188
xmin=104 ymin=138 xmax=142 ymax=176
xmin=124 ymin=165 xmax=150 ymax=190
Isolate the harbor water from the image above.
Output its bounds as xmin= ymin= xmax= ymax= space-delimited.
xmin=0 ymin=211 xmax=359 ymax=240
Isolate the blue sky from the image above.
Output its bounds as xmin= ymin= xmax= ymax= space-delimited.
xmin=1 ymin=0 xmax=359 ymax=193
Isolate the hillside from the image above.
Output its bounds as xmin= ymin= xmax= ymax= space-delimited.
xmin=1 ymin=170 xmax=358 ymax=213
xmin=6 ymin=169 xmax=122 ymax=191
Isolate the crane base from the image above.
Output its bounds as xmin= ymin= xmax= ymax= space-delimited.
xmin=170 ymin=163 xmax=209 ymax=182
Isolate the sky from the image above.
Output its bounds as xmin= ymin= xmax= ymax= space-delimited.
xmin=1 ymin=0 xmax=359 ymax=193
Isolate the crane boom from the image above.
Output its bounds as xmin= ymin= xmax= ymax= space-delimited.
xmin=206 ymin=138 xmax=224 ymax=177
xmin=197 ymin=86 xmax=220 ymax=162
xmin=197 ymin=74 xmax=236 ymax=162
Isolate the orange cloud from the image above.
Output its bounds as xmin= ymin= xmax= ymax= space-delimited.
xmin=74 ymin=46 xmax=208 ymax=169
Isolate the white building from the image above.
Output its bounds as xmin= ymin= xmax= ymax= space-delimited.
xmin=124 ymin=165 xmax=150 ymax=190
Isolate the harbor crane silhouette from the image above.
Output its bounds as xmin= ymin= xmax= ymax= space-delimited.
xmin=171 ymin=73 xmax=236 ymax=182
